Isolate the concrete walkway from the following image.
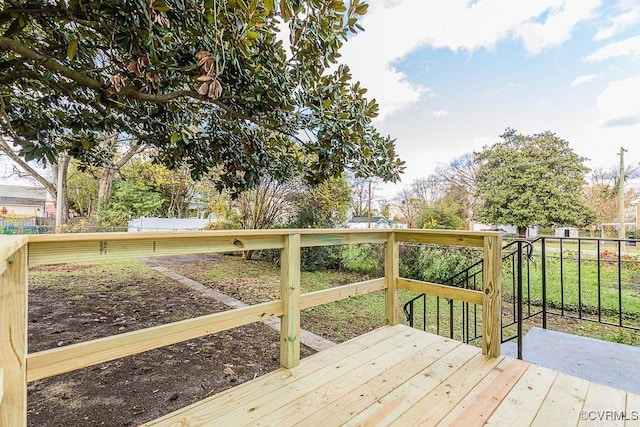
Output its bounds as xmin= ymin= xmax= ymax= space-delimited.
xmin=502 ymin=327 xmax=640 ymax=394
xmin=146 ymin=263 xmax=336 ymax=352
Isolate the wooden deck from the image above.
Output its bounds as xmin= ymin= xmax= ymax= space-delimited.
xmin=143 ymin=324 xmax=640 ymax=426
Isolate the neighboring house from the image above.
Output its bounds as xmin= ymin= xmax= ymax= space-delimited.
xmin=0 ymin=184 xmax=47 ymax=218
xmin=470 ymin=221 xmax=538 ymax=238
xmin=128 ymin=217 xmax=210 ymax=232
xmin=554 ymin=227 xmax=580 ymax=238
xmin=347 ymin=216 xmax=408 ymax=229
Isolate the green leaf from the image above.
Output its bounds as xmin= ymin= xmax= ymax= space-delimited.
xmin=322 ymin=99 xmax=331 ymax=109
xmin=67 ymin=39 xmax=79 ymax=60
xmin=246 ymin=30 xmax=259 ymax=40
xmin=170 ymin=132 xmax=179 ymax=144
xmin=153 ymin=0 xmax=171 ymax=12
xmin=3 ymin=17 xmax=26 ymax=37
xmin=280 ymin=0 xmax=293 ymax=20
xmin=264 ymin=0 xmax=274 ymax=13
xmin=355 ymin=4 xmax=369 ymax=15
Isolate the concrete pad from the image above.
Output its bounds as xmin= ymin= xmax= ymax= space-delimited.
xmin=502 ymin=327 xmax=640 ymax=394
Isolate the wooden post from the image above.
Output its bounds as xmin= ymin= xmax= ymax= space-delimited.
xmin=385 ymin=232 xmax=399 ymax=325
xmin=482 ymin=234 xmax=502 ymax=357
xmin=280 ymin=233 xmax=301 ymax=368
xmin=0 ymin=244 xmax=28 ymax=426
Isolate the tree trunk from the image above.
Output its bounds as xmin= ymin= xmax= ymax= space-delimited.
xmin=517 ymin=225 xmax=527 ymax=238
xmin=53 ymin=154 xmax=71 ymax=228
xmin=98 ymin=166 xmax=117 ymax=203
xmin=0 ymin=135 xmax=56 ymax=198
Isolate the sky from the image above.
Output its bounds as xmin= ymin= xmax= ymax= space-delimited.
xmin=339 ymin=0 xmax=640 ymax=198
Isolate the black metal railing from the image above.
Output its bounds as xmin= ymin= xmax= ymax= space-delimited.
xmin=402 ymin=239 xmax=537 ymax=358
xmin=403 ymin=236 xmax=640 ymax=359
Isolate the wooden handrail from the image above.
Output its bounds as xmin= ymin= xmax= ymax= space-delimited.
xmin=26 ymin=300 xmax=284 ymax=382
xmin=26 ymin=277 xmax=388 ymax=382
xmin=0 ymin=367 xmax=4 ymax=405
xmin=397 ymin=278 xmax=483 ymax=305
xmin=0 ymin=235 xmax=27 ymax=275
xmin=0 ymin=228 xmax=502 ymax=425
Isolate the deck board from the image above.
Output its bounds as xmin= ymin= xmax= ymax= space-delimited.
xmin=625 ymin=392 xmax=640 ymax=427
xmin=579 ymin=382 xmax=627 ymax=427
xmin=298 ymin=337 xmax=461 ymax=427
xmin=345 ymin=341 xmax=480 ymax=426
xmin=485 ymin=364 xmax=558 ymax=426
xmin=531 ymin=372 xmax=590 ymax=426
xmin=441 ymin=358 xmax=530 ymax=427
xmin=145 ymin=325 xmax=640 ymax=427
xmin=212 ymin=328 xmax=434 ymax=426
xmin=388 ymin=353 xmax=505 ymax=426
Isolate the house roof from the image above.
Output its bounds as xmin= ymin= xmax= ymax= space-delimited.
xmin=348 ymin=216 xmax=388 ymax=223
xmin=0 ymin=184 xmax=47 ymax=205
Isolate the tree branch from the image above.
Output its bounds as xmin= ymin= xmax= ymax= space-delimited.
xmin=0 ymin=36 xmax=196 ymax=103
xmin=0 ymin=37 xmax=307 ymax=143
xmin=116 ymin=143 xmax=146 ymax=168
xmin=0 ymin=135 xmax=57 ymax=197
xmin=0 ymin=8 xmax=63 ymax=17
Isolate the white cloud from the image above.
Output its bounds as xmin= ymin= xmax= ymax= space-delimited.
xmin=515 ymin=0 xmax=601 ymax=54
xmin=432 ymin=110 xmax=449 ymax=118
xmin=585 ymin=35 xmax=640 ymax=62
xmin=594 ymin=5 xmax=640 ymax=41
xmin=570 ymin=74 xmax=598 ymax=87
xmin=341 ymin=0 xmax=600 ymax=121
xmin=596 ymin=75 xmax=640 ymax=127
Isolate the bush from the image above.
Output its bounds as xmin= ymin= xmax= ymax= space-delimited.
xmin=399 ymin=245 xmax=481 ymax=284
xmin=204 ymin=220 xmax=241 ymax=230
xmin=341 ymin=244 xmax=384 ymax=276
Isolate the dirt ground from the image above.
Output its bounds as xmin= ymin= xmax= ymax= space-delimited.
xmin=27 ymin=258 xmax=315 ymax=427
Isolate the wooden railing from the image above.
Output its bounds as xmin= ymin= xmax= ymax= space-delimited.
xmin=0 ymin=229 xmax=502 ymax=426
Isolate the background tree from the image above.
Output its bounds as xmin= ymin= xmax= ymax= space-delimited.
xmin=291 ymin=176 xmax=351 ymax=270
xmin=474 ymin=129 xmax=593 ymax=237
xmin=98 ymin=181 xmax=164 ymax=226
xmin=348 ymin=176 xmax=379 ymax=218
xmin=410 ymin=176 xmax=445 ymax=207
xmin=0 ymin=0 xmax=403 ymax=196
xmin=435 ymin=152 xmax=479 ymax=220
xmin=584 ymin=166 xmax=640 ymax=232
xmin=128 ymin=161 xmax=195 ymax=218
xmin=293 ymin=176 xmax=350 ymax=228
xmin=236 ymin=175 xmax=297 ymax=230
xmin=395 ymin=187 xmax=421 ymax=228
xmin=415 ymin=206 xmax=466 ymax=230
xmin=234 ymin=175 xmax=298 ymax=259
xmin=66 ymin=164 xmax=99 ymax=218
xmin=0 ymin=134 xmax=73 ymax=222
xmin=395 ymin=176 xmax=449 ymax=227
xmin=93 ymin=135 xmax=147 ymax=208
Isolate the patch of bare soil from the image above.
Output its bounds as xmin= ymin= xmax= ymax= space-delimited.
xmin=27 ymin=261 xmax=314 ymax=427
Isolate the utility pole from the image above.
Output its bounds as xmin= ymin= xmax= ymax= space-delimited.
xmin=367 ymin=180 xmax=372 ymax=228
xmin=619 ymin=147 xmax=628 ymax=239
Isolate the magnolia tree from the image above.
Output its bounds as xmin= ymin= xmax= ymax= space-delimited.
xmin=474 ymin=129 xmax=594 ymax=237
xmin=0 ymin=0 xmax=404 ymax=195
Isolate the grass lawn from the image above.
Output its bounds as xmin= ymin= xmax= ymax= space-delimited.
xmin=502 ymin=250 xmax=640 ymax=325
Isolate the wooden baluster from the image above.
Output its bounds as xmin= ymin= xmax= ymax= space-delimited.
xmin=482 ymin=234 xmax=502 ymax=357
xmin=280 ymin=234 xmax=301 ymax=368
xmin=0 ymin=243 xmax=28 ymax=426
xmin=385 ymin=232 xmax=399 ymax=326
